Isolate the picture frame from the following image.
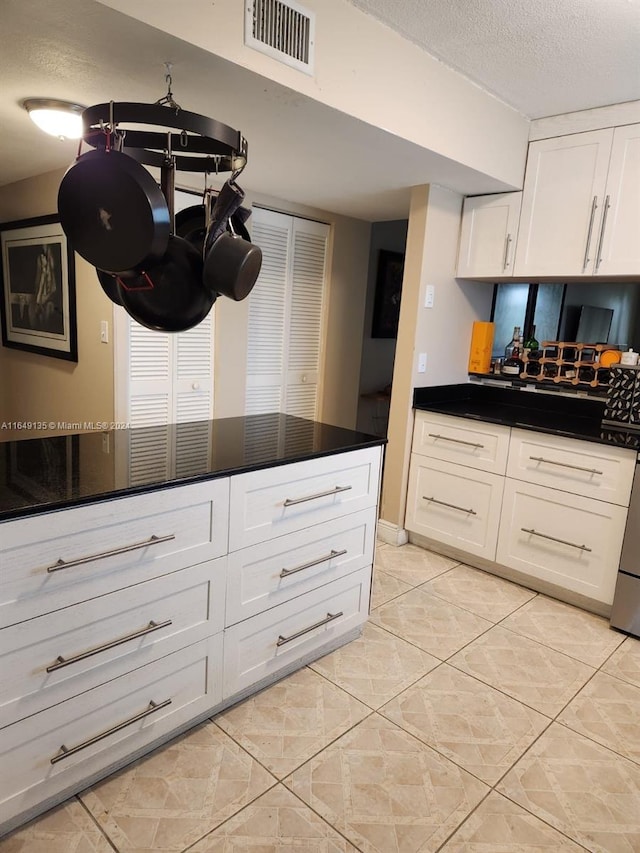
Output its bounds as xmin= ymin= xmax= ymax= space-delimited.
xmin=0 ymin=214 xmax=77 ymax=361
xmin=371 ymin=249 xmax=404 ymax=339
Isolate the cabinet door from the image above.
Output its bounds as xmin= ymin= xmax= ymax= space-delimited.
xmin=514 ymin=129 xmax=613 ymax=277
xmin=496 ymin=478 xmax=627 ymax=606
xmin=456 ymin=192 xmax=522 ymax=278
xmin=595 ymin=123 xmax=640 ymax=276
xmin=405 ymin=456 xmax=504 ymax=561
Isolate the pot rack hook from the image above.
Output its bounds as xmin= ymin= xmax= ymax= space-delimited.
xmin=156 ymin=62 xmax=181 ymax=113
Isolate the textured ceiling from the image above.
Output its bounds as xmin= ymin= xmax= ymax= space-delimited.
xmin=347 ymin=0 xmax=640 ymax=118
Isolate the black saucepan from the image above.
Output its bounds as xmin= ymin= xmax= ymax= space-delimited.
xmin=175 ymin=203 xmax=252 ymax=254
xmin=58 ymin=148 xmax=170 ymax=274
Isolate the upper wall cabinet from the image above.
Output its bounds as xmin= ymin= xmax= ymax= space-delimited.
xmin=456 ymin=192 xmax=522 ymax=278
xmin=514 ymin=124 xmax=640 ymax=278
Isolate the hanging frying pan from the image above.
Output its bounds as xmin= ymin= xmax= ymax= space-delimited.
xmin=57 ymin=148 xmax=170 ymax=274
xmin=117 ymin=159 xmax=216 ymax=332
xmin=175 ymin=202 xmax=252 ymax=254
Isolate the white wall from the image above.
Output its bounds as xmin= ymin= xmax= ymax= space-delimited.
xmin=97 ymin=0 xmax=529 ymax=189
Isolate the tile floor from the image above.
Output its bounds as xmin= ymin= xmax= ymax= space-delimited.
xmin=3 ymin=542 xmax=640 ymax=853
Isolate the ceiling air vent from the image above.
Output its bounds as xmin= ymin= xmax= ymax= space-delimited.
xmin=245 ymin=0 xmax=315 ymax=75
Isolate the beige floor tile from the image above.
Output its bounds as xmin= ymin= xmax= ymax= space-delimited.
xmin=602 ymin=636 xmax=640 ymax=688
xmin=497 ymin=722 xmax=640 ymax=853
xmin=501 ymin=595 xmax=625 ymax=667
xmin=309 ymin=622 xmax=440 ymax=709
xmin=558 ymin=670 xmax=640 ymax=765
xmin=370 ymin=569 xmax=413 ymax=610
xmin=380 ymin=664 xmax=550 ymax=785
xmin=449 ymin=625 xmax=595 ymax=717
xmin=284 ymin=713 xmax=488 ymax=853
xmin=370 ymin=587 xmax=493 ymax=660
xmin=373 ymin=543 xmax=458 ymax=587
xmin=0 ymin=799 xmax=114 ymax=853
xmin=188 ymin=784 xmax=359 ymax=851
xmin=215 ymin=667 xmax=370 ymax=778
xmin=78 ymin=721 xmax=276 ymax=853
xmin=440 ymin=791 xmax=586 ymax=852
xmin=421 ymin=564 xmax=537 ymax=622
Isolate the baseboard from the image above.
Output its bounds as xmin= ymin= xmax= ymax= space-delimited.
xmin=376 ymin=519 xmax=409 ymax=547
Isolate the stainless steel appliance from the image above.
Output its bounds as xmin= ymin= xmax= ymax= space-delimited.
xmin=610 ymin=456 xmax=640 ymax=637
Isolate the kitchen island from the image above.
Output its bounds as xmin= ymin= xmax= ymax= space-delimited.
xmin=406 ymin=383 xmax=637 ymax=617
xmin=0 ymin=414 xmax=385 ymax=836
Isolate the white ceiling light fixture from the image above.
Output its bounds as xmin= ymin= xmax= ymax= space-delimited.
xmin=22 ymin=98 xmax=85 ymax=140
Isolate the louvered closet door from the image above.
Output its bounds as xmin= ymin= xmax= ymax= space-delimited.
xmin=174 ymin=315 xmax=213 ymax=478
xmin=245 ymin=208 xmax=329 ymax=419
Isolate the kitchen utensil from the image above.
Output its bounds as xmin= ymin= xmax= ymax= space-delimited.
xmin=57 ymin=147 xmax=170 ymax=273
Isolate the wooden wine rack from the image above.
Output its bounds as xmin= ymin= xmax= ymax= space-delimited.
xmin=520 ymin=341 xmax=619 ymax=389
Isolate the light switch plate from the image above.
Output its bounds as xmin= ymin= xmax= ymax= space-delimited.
xmin=418 ymin=352 xmax=427 ymax=373
xmin=425 ymin=285 xmax=435 ymax=308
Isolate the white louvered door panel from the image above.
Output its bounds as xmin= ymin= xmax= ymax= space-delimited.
xmin=245 ymin=210 xmax=290 ymax=415
xmin=246 ymin=208 xmax=329 ymax=418
xmin=285 ymin=219 xmax=328 ymax=418
xmin=175 ymin=313 xmax=214 ymax=478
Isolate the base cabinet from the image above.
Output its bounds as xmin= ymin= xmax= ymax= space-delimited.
xmin=0 ymin=443 xmax=382 ymax=837
xmin=406 ymin=411 xmax=634 ymax=611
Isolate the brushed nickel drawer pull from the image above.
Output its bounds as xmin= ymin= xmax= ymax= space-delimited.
xmin=583 ymin=195 xmax=598 ymax=270
xmin=521 ymin=527 xmax=592 ymax=552
xmin=276 ymin=611 xmax=343 ymax=647
xmin=47 ymin=533 xmax=176 ymax=573
xmin=423 ymin=496 xmax=477 ymax=515
xmin=529 ymin=455 xmax=603 ymax=475
xmin=50 ymin=698 xmax=172 ymax=764
xmin=283 ymin=486 xmax=352 ymax=507
xmin=46 ymin=619 xmax=173 ymax=673
xmin=595 ymin=194 xmax=610 ymax=271
xmin=280 ymin=549 xmax=348 ymax=578
xmin=428 ymin=433 xmax=484 ymax=449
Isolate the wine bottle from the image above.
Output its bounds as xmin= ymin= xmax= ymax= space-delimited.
xmin=504 ymin=326 xmax=521 ymax=361
xmin=524 ymin=324 xmax=539 ymax=356
xmin=502 ymin=326 xmax=523 ymax=376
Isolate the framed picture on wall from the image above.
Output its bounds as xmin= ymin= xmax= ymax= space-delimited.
xmin=0 ymin=214 xmax=78 ymax=362
xmin=371 ymin=249 xmax=404 ymax=339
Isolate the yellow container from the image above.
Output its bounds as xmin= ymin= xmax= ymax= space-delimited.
xmin=468 ymin=321 xmax=494 ymax=374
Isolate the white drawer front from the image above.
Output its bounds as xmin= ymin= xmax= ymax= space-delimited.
xmin=226 ymin=509 xmax=376 ymax=626
xmin=496 ymin=478 xmax=627 ymax=605
xmin=0 ymin=636 xmax=223 ymax=829
xmin=405 ymin=456 xmax=504 ymax=561
xmin=507 ymin=429 xmax=635 ymax=506
xmin=413 ymin=411 xmax=510 ymax=474
xmin=223 ymin=566 xmax=371 ymax=699
xmin=228 ymin=447 xmax=382 ymax=551
xmin=0 ymin=559 xmax=226 ymax=728
xmin=0 ymin=479 xmax=229 ymax=628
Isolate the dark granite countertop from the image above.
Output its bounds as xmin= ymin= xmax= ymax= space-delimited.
xmin=0 ymin=413 xmax=386 ymax=522
xmin=413 ymin=384 xmax=640 ymax=451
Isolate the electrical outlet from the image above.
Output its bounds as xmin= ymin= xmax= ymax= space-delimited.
xmin=425 ymin=285 xmax=435 ymax=308
xmin=418 ymin=352 xmax=427 ymax=373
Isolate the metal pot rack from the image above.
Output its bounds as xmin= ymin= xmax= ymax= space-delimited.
xmin=81 ymin=101 xmax=248 ymax=174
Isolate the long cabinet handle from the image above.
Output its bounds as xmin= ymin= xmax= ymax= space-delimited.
xmin=503 ymin=232 xmax=513 ymax=270
xmin=583 ymin=195 xmax=598 ymax=270
xmin=595 ymin=194 xmax=610 ymax=271
xmin=521 ymin=527 xmax=592 ymax=553
xmin=276 ymin=611 xmax=343 ymax=647
xmin=280 ymin=549 xmax=348 ymax=578
xmin=46 ymin=619 xmax=173 ymax=673
xmin=46 ymin=534 xmax=176 ymax=573
xmin=283 ymin=486 xmax=352 ymax=507
xmin=423 ymin=496 xmax=477 ymax=515
xmin=428 ymin=433 xmax=484 ymax=449
xmin=529 ymin=455 xmax=603 ymax=475
xmin=50 ymin=699 xmax=172 ymax=764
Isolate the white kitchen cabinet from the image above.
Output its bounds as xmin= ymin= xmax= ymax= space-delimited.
xmin=595 ymin=123 xmax=640 ymax=276
xmin=405 ymin=456 xmax=504 ymax=561
xmin=456 ymin=192 xmax=522 ymax=278
xmin=496 ymin=478 xmax=627 ymax=605
xmin=514 ymin=128 xmax=613 ymax=277
xmin=514 ymin=124 xmax=640 ymax=278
